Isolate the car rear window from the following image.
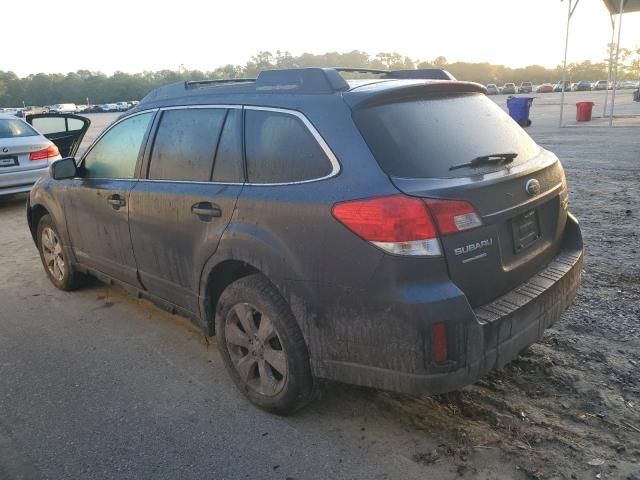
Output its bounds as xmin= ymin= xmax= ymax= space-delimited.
xmin=0 ymin=119 xmax=38 ymax=139
xmin=353 ymin=94 xmax=540 ymax=178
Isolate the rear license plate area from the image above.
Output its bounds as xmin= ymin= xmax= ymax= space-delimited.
xmin=511 ymin=209 xmax=541 ymax=253
xmin=0 ymin=156 xmax=18 ymax=167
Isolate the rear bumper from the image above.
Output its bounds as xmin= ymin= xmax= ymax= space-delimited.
xmin=316 ymin=214 xmax=583 ymax=395
xmin=0 ymin=167 xmax=48 ymax=196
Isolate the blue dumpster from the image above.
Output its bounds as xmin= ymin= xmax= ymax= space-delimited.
xmin=506 ymin=96 xmax=534 ymax=127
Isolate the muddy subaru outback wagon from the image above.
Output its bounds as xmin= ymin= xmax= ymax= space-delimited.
xmin=27 ymin=67 xmax=583 ymax=413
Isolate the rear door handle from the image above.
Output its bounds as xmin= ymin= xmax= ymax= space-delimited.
xmin=107 ymin=194 xmax=126 ymax=208
xmin=191 ymin=202 xmax=222 ymax=218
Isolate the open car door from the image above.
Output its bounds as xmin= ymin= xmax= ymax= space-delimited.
xmin=26 ymin=114 xmax=90 ymax=158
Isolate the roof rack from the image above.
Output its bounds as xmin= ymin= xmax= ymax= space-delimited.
xmin=139 ymin=67 xmax=459 ymax=104
xmin=186 ymin=78 xmax=256 ymax=88
xmin=334 ymin=67 xmax=455 ymax=81
xmin=334 ymin=67 xmax=390 ymax=75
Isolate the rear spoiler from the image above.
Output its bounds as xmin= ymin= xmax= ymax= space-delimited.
xmin=344 ymin=81 xmax=488 ymax=109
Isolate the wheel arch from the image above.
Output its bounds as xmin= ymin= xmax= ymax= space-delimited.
xmin=28 ymin=203 xmax=51 ymax=244
xmin=201 ymin=259 xmax=260 ymax=336
xmin=198 ymin=224 xmax=308 ymax=336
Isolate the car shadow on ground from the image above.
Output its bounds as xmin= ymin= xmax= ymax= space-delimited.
xmin=0 ymin=192 xmax=29 ymax=210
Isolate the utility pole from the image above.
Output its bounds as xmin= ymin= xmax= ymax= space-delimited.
xmin=559 ymin=0 xmax=580 ymax=127
xmin=609 ymin=0 xmax=624 ymax=126
xmin=602 ymin=15 xmax=616 ymax=117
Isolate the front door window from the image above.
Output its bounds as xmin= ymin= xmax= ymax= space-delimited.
xmin=81 ymin=112 xmax=153 ymax=179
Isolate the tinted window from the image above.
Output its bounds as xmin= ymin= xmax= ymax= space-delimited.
xmin=212 ymin=109 xmax=243 ymax=183
xmin=31 ymin=116 xmax=85 ymax=135
xmin=82 ymin=112 xmax=153 ymax=179
xmin=148 ymin=108 xmax=226 ymax=181
xmin=353 ymin=94 xmax=540 ymax=179
xmin=0 ymin=119 xmax=38 ymax=138
xmin=245 ymin=110 xmax=331 ymax=183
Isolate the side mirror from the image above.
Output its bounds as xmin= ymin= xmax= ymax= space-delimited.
xmin=49 ymin=157 xmax=77 ymax=180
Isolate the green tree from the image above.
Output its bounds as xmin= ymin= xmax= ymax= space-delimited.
xmin=3 ymin=47 xmax=638 ymax=107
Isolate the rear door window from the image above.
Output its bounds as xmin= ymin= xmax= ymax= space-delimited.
xmin=245 ymin=110 xmax=332 ymax=183
xmin=353 ymin=94 xmax=540 ymax=179
xmin=148 ymin=108 xmax=226 ymax=181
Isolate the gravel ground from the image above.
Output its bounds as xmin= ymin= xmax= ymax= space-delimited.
xmin=0 ymin=90 xmax=638 ymax=479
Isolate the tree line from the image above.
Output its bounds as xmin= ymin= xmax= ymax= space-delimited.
xmin=1 ymin=49 xmax=639 ymax=107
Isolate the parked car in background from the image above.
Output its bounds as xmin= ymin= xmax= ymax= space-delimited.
xmin=593 ymin=80 xmax=610 ymax=90
xmin=26 ymin=67 xmax=583 ymax=413
xmin=115 ymin=102 xmax=130 ymax=112
xmin=501 ymin=83 xmax=517 ymax=94
xmin=75 ymin=105 xmax=90 ymax=114
xmin=128 ymin=100 xmax=140 ymax=109
xmin=615 ymin=80 xmax=635 ymax=89
xmin=536 ymin=83 xmax=554 ymax=93
xmin=16 ymin=106 xmax=49 ymax=118
xmin=97 ymin=103 xmax=119 ymax=112
xmin=0 ymin=108 xmax=21 ymax=115
xmin=49 ymin=104 xmax=77 ymax=114
xmin=486 ymin=84 xmax=499 ymax=95
xmin=574 ymin=80 xmax=592 ymax=91
xmin=553 ymin=81 xmax=571 ymax=92
xmin=0 ymin=113 xmax=65 ymax=195
xmin=518 ymin=82 xmax=533 ymax=93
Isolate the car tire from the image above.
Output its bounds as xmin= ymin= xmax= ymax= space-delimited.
xmin=36 ymin=214 xmax=86 ymax=291
xmin=215 ymin=273 xmax=314 ymax=414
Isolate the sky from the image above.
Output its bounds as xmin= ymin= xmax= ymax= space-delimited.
xmin=4 ymin=0 xmax=640 ymax=77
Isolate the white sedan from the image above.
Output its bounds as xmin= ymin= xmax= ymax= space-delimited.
xmin=0 ymin=114 xmax=66 ymax=196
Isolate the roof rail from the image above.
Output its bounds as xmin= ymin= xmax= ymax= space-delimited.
xmin=186 ymin=78 xmax=256 ymax=88
xmin=255 ymin=68 xmax=349 ymax=93
xmin=334 ymin=67 xmax=390 ymax=75
xmin=334 ymin=67 xmax=455 ymax=81
xmin=139 ymin=67 xmax=458 ymax=104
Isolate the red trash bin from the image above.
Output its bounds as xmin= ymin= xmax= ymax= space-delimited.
xmin=576 ymin=101 xmax=595 ymax=122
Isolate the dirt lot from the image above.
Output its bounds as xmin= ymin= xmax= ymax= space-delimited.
xmin=0 ymin=90 xmax=639 ymax=479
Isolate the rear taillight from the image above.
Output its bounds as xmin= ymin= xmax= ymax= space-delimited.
xmin=332 ymin=195 xmax=482 ymax=256
xmin=332 ymin=195 xmax=441 ymax=256
xmin=424 ymin=199 xmax=482 ymax=236
xmin=29 ymin=144 xmax=59 ymax=161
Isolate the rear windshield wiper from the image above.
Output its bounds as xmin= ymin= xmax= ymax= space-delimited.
xmin=449 ymin=153 xmax=518 ymax=171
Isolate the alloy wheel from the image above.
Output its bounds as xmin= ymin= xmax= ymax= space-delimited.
xmin=224 ymin=303 xmax=288 ymax=396
xmin=41 ymin=227 xmax=65 ymax=282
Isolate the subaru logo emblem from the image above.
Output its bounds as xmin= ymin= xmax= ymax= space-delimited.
xmin=1 ymin=147 xmax=7 ymax=153
xmin=525 ymin=179 xmax=541 ymax=196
